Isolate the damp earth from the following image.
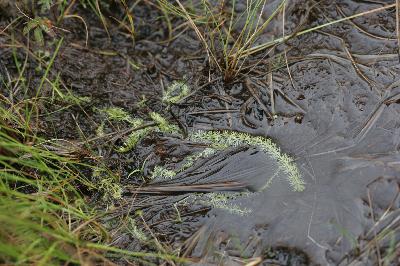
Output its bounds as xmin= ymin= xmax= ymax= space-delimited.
xmin=1 ymin=0 xmax=400 ymax=265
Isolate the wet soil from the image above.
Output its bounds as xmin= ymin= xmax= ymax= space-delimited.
xmin=1 ymin=0 xmax=400 ymax=265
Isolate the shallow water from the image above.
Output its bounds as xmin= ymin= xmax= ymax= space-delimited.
xmin=180 ymin=55 xmax=400 ymax=263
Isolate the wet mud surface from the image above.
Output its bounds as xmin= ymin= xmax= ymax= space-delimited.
xmin=1 ymin=0 xmax=400 ymax=265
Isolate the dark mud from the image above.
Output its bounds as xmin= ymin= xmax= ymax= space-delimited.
xmin=1 ymin=0 xmax=400 ymax=265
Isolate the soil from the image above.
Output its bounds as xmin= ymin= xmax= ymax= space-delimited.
xmin=1 ymin=0 xmax=400 ymax=265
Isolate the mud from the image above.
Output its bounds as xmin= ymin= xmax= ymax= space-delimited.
xmin=1 ymin=0 xmax=400 ymax=265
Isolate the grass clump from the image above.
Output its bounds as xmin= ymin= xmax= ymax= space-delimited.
xmin=0 ymin=114 xmax=182 ymax=264
xmin=0 ymin=128 xmax=105 ymax=265
xmin=188 ymin=130 xmax=305 ymax=192
xmin=158 ymin=0 xmax=286 ymax=81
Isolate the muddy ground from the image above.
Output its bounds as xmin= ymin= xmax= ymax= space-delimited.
xmin=1 ymin=0 xmax=400 ymax=265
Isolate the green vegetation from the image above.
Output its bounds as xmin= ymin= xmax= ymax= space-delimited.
xmin=0 ymin=2 xmax=183 ymax=263
xmin=157 ymin=0 xmax=396 ymax=82
xmin=103 ymin=107 xmax=141 ymax=125
xmin=162 ymin=80 xmax=190 ymax=104
xmin=0 ymin=127 xmax=97 ymax=265
xmin=147 ymin=130 xmax=303 ymax=216
xmin=149 ymin=112 xmax=180 ymax=134
xmin=0 ymin=123 xmax=181 ymax=264
xmin=1 ymin=0 xmax=398 ymax=264
xmin=181 ymin=192 xmax=252 ymax=216
xmin=189 ymin=130 xmax=305 ymax=191
xmin=102 ymin=108 xmax=180 ymax=153
xmin=117 ymin=127 xmax=152 ymax=153
xmin=158 ymin=0 xmax=287 ymax=81
xmin=151 ymin=165 xmax=177 ymax=180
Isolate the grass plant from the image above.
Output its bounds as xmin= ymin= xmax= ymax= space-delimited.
xmin=0 ymin=124 xmax=106 ymax=264
xmin=158 ymin=0 xmax=287 ymax=81
xmin=180 ymin=192 xmax=252 ymax=216
xmin=0 ymin=12 xmax=182 ymax=262
xmin=157 ymin=0 xmax=397 ymax=81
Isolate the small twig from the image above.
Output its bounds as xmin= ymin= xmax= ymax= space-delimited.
xmin=268 ymin=72 xmax=275 ymax=116
xmin=245 ymin=78 xmax=273 ymax=119
xmin=187 ymin=109 xmax=239 ymax=115
xmin=396 ymin=0 xmax=400 ymax=62
xmin=64 ymin=15 xmax=88 ymax=47
xmin=282 ymin=2 xmax=299 ymax=94
xmin=367 ymin=188 xmax=382 ymax=265
xmin=354 ymin=91 xmax=400 ymax=142
xmin=240 ymin=97 xmax=258 ymax=129
xmin=253 ymin=79 xmax=306 ymax=113
xmin=336 ymin=5 xmax=395 ymax=41
xmin=139 ymin=214 xmax=175 ymax=266
xmin=177 ymin=77 xmax=222 ymax=104
xmin=317 ymin=30 xmax=377 ymax=90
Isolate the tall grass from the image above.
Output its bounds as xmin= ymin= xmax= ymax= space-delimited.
xmin=0 ymin=122 xmax=103 ymax=264
xmin=0 ymin=9 xmax=179 ymax=261
xmin=0 ymin=103 xmax=184 ymax=265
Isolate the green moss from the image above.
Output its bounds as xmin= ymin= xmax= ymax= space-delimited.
xmin=103 ymin=107 xmax=143 ymax=126
xmin=162 ymin=80 xmax=190 ymax=104
xmin=100 ymin=107 xmax=153 ymax=152
xmin=151 ymin=166 xmax=177 ymax=180
xmin=93 ymin=168 xmax=123 ymax=201
xmin=102 ymin=109 xmax=181 ymax=153
xmin=188 ymin=130 xmax=305 ymax=192
xmin=117 ymin=128 xmax=152 ymax=153
xmin=96 ymin=122 xmax=105 ymax=137
xmin=63 ymin=93 xmax=91 ymax=105
xmin=127 ymin=218 xmax=147 ymax=242
xmin=179 ymin=148 xmax=216 ymax=171
xmin=181 ymin=192 xmax=251 ymax=216
xmin=149 ymin=112 xmax=179 ymax=134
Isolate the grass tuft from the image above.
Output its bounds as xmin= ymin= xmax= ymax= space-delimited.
xmin=158 ymin=0 xmax=286 ymax=81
